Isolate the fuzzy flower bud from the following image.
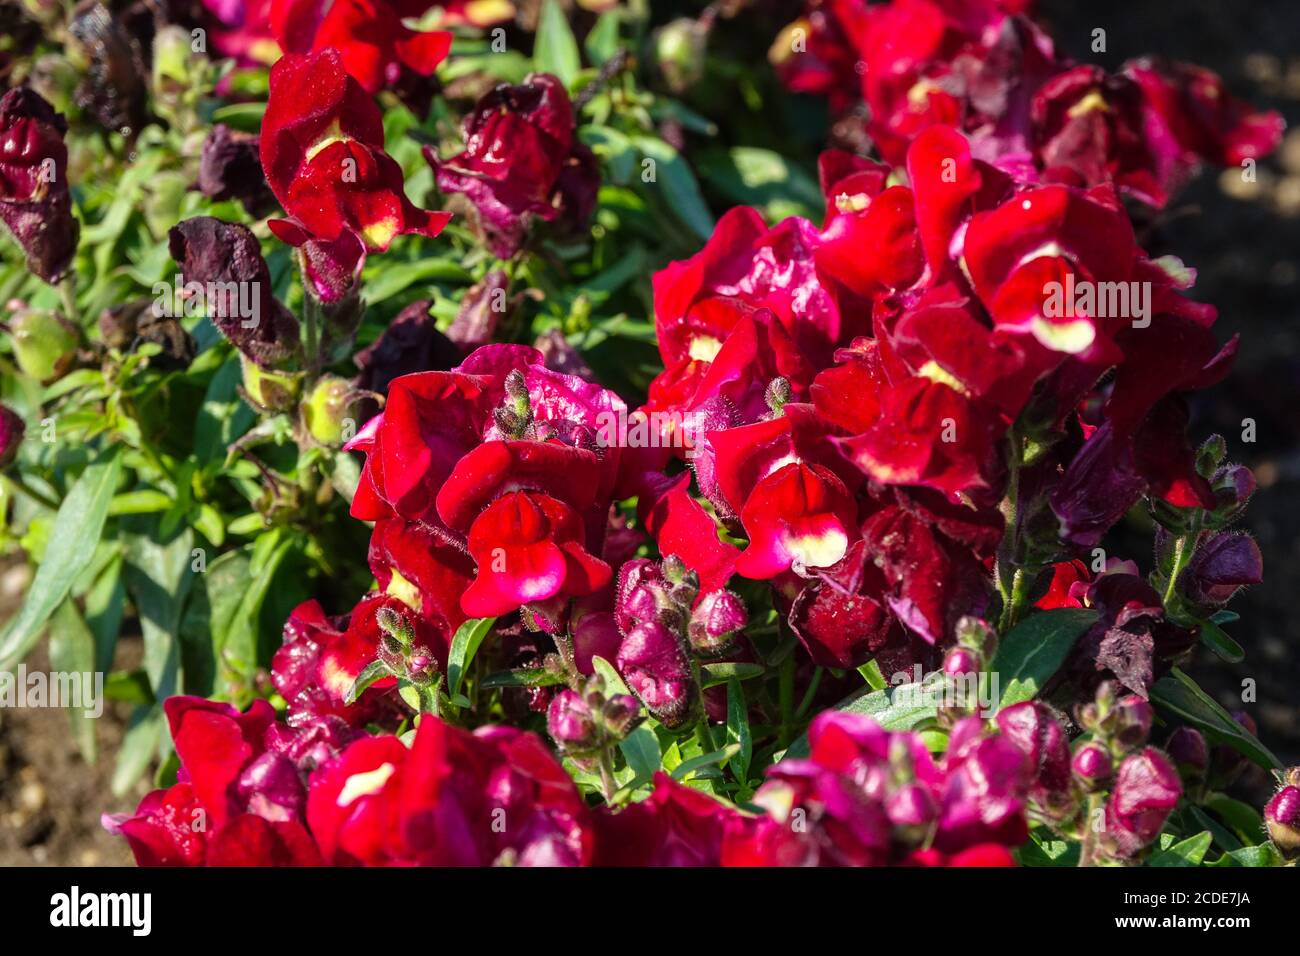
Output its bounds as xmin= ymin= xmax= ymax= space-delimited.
xmin=1264 ymin=786 xmax=1300 ymax=860
xmin=687 ymin=589 xmax=747 ymax=657
xmin=1072 ymin=742 xmax=1113 ymax=791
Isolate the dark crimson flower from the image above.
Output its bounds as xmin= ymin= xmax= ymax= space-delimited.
xmin=425 ymin=73 xmax=599 ymax=258
xmin=270 ymin=0 xmax=452 ymax=95
xmin=0 ymin=87 xmax=79 ymax=284
xmin=0 ymin=403 xmax=23 ymax=469
xmin=260 ymin=49 xmax=449 ymax=265
xmin=367 ymin=517 xmax=475 ymax=636
xmin=306 ymin=715 xmax=594 ymax=865
xmin=787 ymin=540 xmax=901 ymax=669
xmin=461 ymin=490 xmax=612 ymax=618
xmin=168 ymin=217 xmax=301 ymax=367
xmin=1265 ymin=785 xmax=1300 ymax=860
xmin=595 ymin=773 xmax=742 ymax=865
xmin=353 ymin=299 xmax=460 ymax=396
xmin=1126 ymin=59 xmax=1283 ymax=172
xmin=1103 ymin=747 xmax=1182 ymax=858
xmin=197 ymin=124 xmax=275 ymax=216
xmin=1179 ymin=532 xmax=1263 ymax=609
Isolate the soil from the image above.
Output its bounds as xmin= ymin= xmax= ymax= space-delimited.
xmin=1 ymin=0 xmax=1297 ymax=867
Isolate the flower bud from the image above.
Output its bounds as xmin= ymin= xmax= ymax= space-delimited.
xmin=1113 ymin=694 xmax=1154 ymax=749
xmin=616 ymin=620 xmax=697 ymax=730
xmin=241 ymin=354 xmax=304 ymax=414
xmin=601 ymin=693 xmax=641 ymax=738
xmin=764 ymin=376 xmax=792 ymax=415
xmin=615 ymin=558 xmax=667 ymax=634
xmin=1072 ymin=742 xmax=1113 ymax=791
xmin=1165 ymin=727 xmax=1209 ymax=779
xmin=1105 ymin=748 xmax=1182 ymax=859
xmin=547 ymin=689 xmax=600 ymax=755
xmin=942 ymin=646 xmax=980 ymax=677
xmin=0 ymin=404 xmax=25 ymax=469
xmin=655 ymin=17 xmax=708 ymax=94
xmin=300 ymin=375 xmax=358 ymax=447
xmin=687 ymin=589 xmax=747 ymax=657
xmin=1180 ymin=532 xmax=1263 ymax=608
xmin=1264 ymin=786 xmax=1300 ymax=860
xmin=8 ymin=305 xmax=77 ymax=382
xmin=1195 ymin=434 xmax=1227 ymax=476
xmin=955 ymin=616 xmax=997 ymax=660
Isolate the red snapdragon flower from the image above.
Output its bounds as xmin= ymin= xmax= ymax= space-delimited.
xmin=260 ymin=49 xmax=449 ymax=298
xmin=270 ymin=0 xmax=452 ymax=95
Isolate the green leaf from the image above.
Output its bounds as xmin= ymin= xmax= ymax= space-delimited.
xmin=631 ymin=135 xmax=715 ymax=240
xmin=726 ymin=679 xmax=752 ymax=786
xmin=1202 ymin=792 xmax=1265 ymax=844
xmin=1197 ymin=619 xmax=1245 ymax=664
xmin=781 ymin=680 xmax=938 ymax=761
xmin=618 ymin=724 xmax=661 ymax=789
xmin=111 ymin=704 xmax=165 ymax=796
xmin=48 ymin=599 xmax=99 ymax=763
xmin=670 ymin=744 xmax=740 ymax=782
xmin=480 ymin=667 xmax=567 ymax=689
xmin=584 ymin=10 xmax=620 ymax=66
xmin=700 ymin=661 xmax=765 ymax=688
xmin=107 ymin=489 xmax=174 ymax=516
xmin=346 ymin=660 xmax=393 ymax=705
xmin=700 ymin=147 xmax=823 ymax=221
xmin=1148 ymin=830 xmax=1213 ymax=867
xmin=991 ymin=607 xmax=1098 ymax=709
xmin=123 ymin=517 xmax=194 ymax=702
xmin=0 ymin=446 xmax=122 ymax=672
xmin=1211 ymin=844 xmax=1282 ymax=867
xmin=1152 ymin=668 xmax=1281 ymax=770
xmin=446 ymin=617 xmax=496 ymax=699
xmin=590 ymin=654 xmax=632 ymax=696
xmin=534 ymin=0 xmax=581 ymax=85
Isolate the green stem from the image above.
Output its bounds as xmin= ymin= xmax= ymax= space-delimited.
xmin=1163 ymin=534 xmax=1192 ymax=609
xmin=58 ymin=276 xmax=79 ymax=327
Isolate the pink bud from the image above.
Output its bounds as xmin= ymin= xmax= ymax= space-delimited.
xmin=547 ymin=689 xmax=599 ymax=754
xmin=1105 ymin=748 xmax=1182 ymax=858
xmin=1072 ymin=742 xmax=1113 ymax=790
xmin=1264 ymin=786 xmax=1300 ymax=859
xmin=943 ymin=646 xmax=980 ymax=677
xmin=1113 ymin=695 xmax=1153 ymax=749
xmin=687 ymin=589 xmax=748 ymax=656
xmin=1166 ymin=727 xmax=1209 ymax=777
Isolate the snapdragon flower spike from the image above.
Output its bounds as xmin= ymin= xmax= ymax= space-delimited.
xmin=1103 ymin=747 xmax=1182 ymax=859
xmin=0 ymin=88 xmax=79 ymax=284
xmin=270 ymin=0 xmax=452 ymax=95
xmin=260 ymin=49 xmax=449 ymax=285
xmin=735 ymin=462 xmax=857 ymax=579
xmin=462 ymin=490 xmax=612 ymax=618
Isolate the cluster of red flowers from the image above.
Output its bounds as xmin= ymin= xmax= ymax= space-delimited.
xmin=92 ymin=0 xmax=1281 ymax=867
xmin=773 ymin=0 xmax=1282 ymax=207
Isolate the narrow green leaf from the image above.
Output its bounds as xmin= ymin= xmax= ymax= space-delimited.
xmin=1152 ymin=668 xmax=1280 ymax=770
xmin=670 ymin=744 xmax=740 ymax=782
xmin=700 ymin=661 xmax=765 ymax=688
xmin=0 ymin=447 xmax=122 ymax=671
xmin=726 ymin=679 xmax=752 ymax=785
xmin=446 ymin=617 xmax=496 ymax=698
xmin=1211 ymin=844 xmax=1282 ymax=867
xmin=346 ymin=659 xmax=393 ymax=705
xmin=619 ymin=724 xmax=661 ymax=788
xmin=480 ymin=667 xmax=567 ymax=689
xmin=111 ymin=704 xmax=165 ymax=796
xmin=991 ymin=607 xmax=1098 ymax=709
xmin=1148 ymin=830 xmax=1213 ymax=867
xmin=1198 ymin=619 xmax=1245 ymax=664
xmin=590 ymin=654 xmax=632 ymax=696
xmin=781 ymin=680 xmax=938 ymax=761
xmin=48 ymin=599 xmax=99 ymax=763
xmin=1202 ymin=792 xmax=1265 ymax=844
xmin=631 ymin=136 xmax=715 ymax=240
xmin=534 ymin=0 xmax=581 ymax=85
xmin=584 ymin=10 xmax=620 ymax=65
xmin=122 ymin=517 xmax=194 ymax=703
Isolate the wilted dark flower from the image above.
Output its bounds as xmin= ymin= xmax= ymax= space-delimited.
xmin=67 ymin=1 xmax=148 ymax=137
xmin=167 ymin=217 xmax=300 ymax=367
xmin=198 ymin=124 xmax=275 ymax=216
xmin=1179 ymin=532 xmax=1263 ymax=608
xmin=353 ymin=299 xmax=459 ymax=396
xmin=0 ymin=88 xmax=79 ymax=284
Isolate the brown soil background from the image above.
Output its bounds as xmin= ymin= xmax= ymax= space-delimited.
xmin=1 ymin=0 xmax=1297 ymax=866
